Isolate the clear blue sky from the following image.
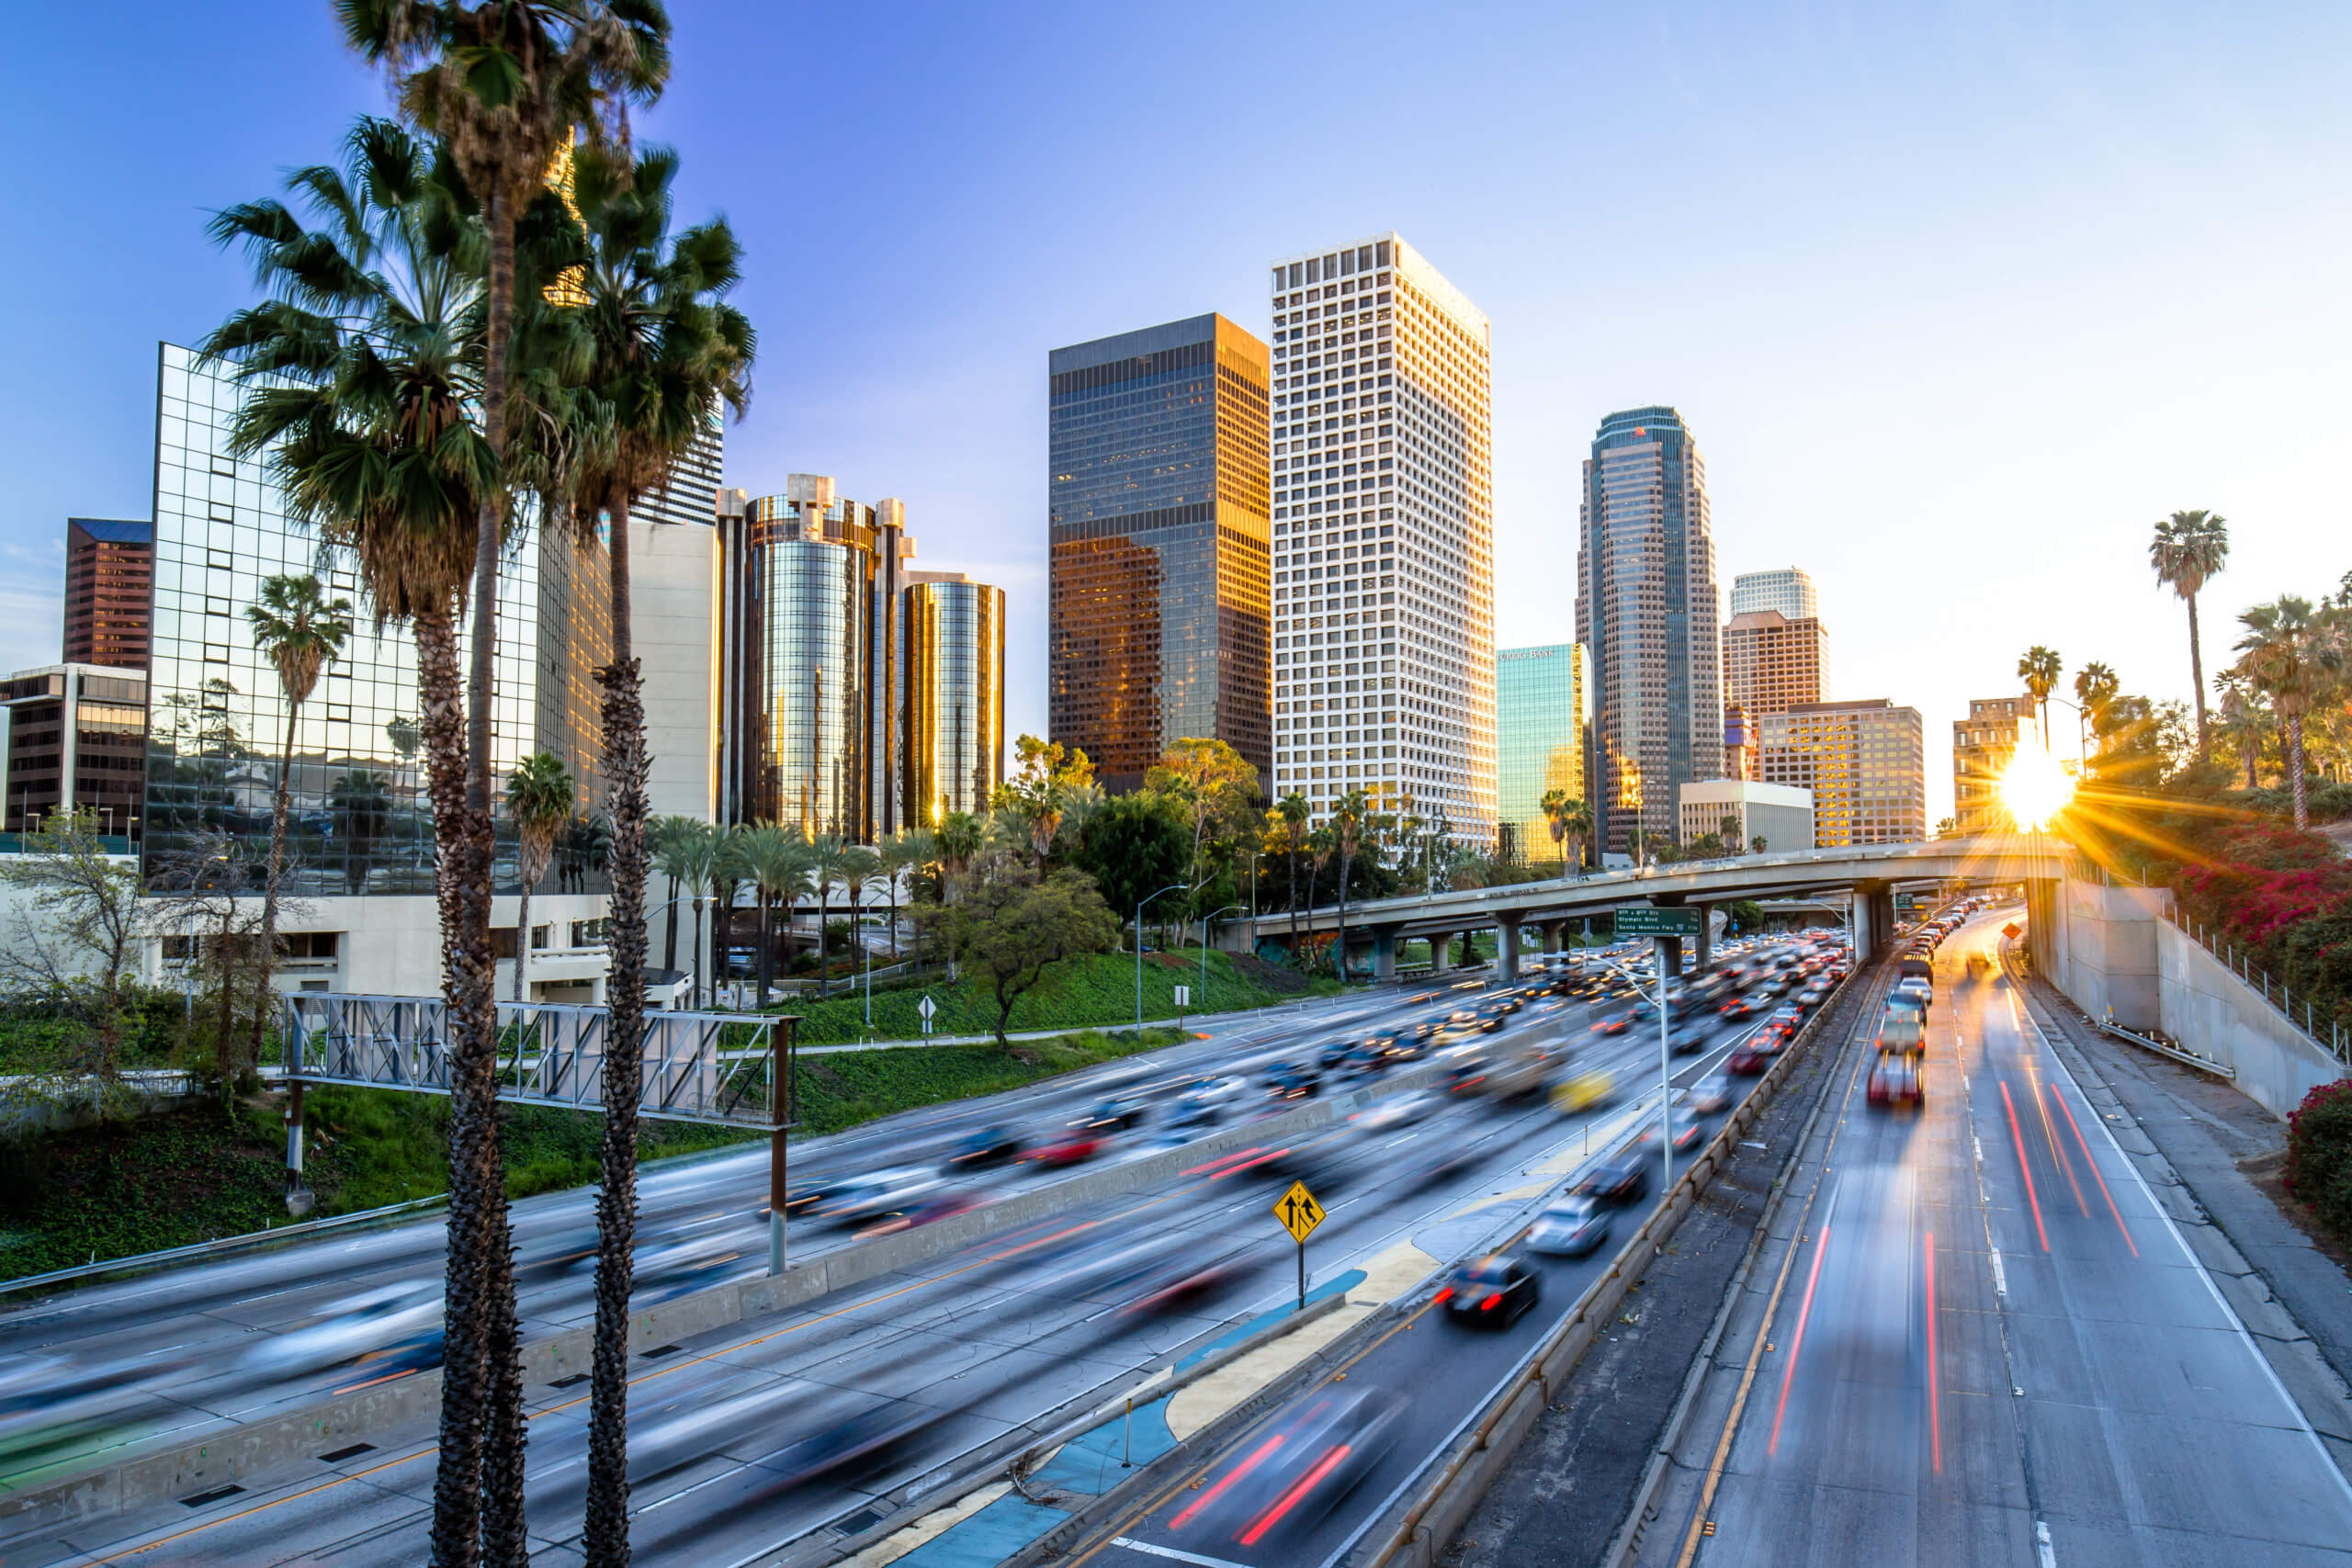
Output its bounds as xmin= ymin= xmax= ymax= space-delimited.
xmin=6 ymin=1 xmax=2346 ymax=822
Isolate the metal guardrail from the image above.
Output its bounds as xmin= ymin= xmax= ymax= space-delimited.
xmin=0 ymin=1193 xmax=449 ymax=1298
xmin=2160 ymin=906 xmax=2351 ymax=1066
xmin=280 ymin=994 xmax=786 ymax=1126
xmin=2098 ymin=1016 xmax=2234 ymax=1080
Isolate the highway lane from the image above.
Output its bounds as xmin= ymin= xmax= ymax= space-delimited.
xmin=980 ymin=943 xmax=1862 ymax=1568
xmin=1658 ymin=915 xmax=2352 ymax=1566
xmin=0 ymin=982 xmax=1456 ymax=1486
xmin=7 ymin=944 xmax=1780 ymax=1567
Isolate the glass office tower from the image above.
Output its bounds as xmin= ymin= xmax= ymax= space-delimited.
xmin=141 ymin=342 xmax=608 ymax=897
xmin=1576 ymin=405 xmax=1722 ymax=856
xmin=64 ymin=518 xmax=155 ymax=671
xmin=1047 ymin=313 xmax=1271 ymax=792
xmin=1495 ymin=643 xmax=1587 ymax=863
xmin=900 ymin=578 xmax=1005 ymax=825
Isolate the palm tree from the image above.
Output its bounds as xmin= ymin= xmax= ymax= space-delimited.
xmin=840 ymin=844 xmax=882 ymax=994
xmin=2235 ymin=596 xmax=2343 ymax=829
xmin=2214 ymin=673 xmax=2268 ymax=790
xmin=2074 ymin=661 xmax=2120 ymax=764
xmin=2150 ymin=509 xmax=2230 ymax=758
xmin=200 ymin=118 xmax=520 ymax=1561
xmin=2018 ymin=646 xmax=2064 ymax=748
xmin=936 ymin=810 xmax=985 ymax=890
xmin=879 ymin=829 xmax=929 ymax=955
xmin=503 ymin=753 xmax=573 ymax=1001
xmin=806 ymin=833 xmax=855 ymax=998
xmin=330 ymin=769 xmax=395 ymax=896
xmin=729 ymin=823 xmax=808 ymax=1008
xmin=654 ymin=821 xmax=720 ymax=1008
xmin=1276 ymin=792 xmax=1309 ymax=944
xmin=1301 ymin=823 xmax=1332 ymax=971
xmin=1540 ymin=789 xmax=1590 ymax=879
xmin=649 ymin=816 xmax=711 ymax=978
xmin=244 ymin=573 xmax=354 ymax=1077
xmin=1331 ymin=789 xmax=1368 ymax=985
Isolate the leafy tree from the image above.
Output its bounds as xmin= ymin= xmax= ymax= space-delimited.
xmin=1274 ymin=792 xmax=1310 ymax=941
xmin=1148 ymin=738 xmax=1260 ymax=938
xmin=503 ymin=753 xmax=573 ymax=1000
xmin=1069 ymin=792 xmax=1192 ymax=929
xmin=245 ymin=572 xmax=353 ymax=1075
xmin=917 ymin=867 xmax=1120 ymax=1045
xmin=991 ymin=734 xmax=1093 ymax=868
xmin=0 ymin=810 xmax=153 ymax=1117
xmin=2150 ymin=509 xmax=2231 ymax=758
xmin=2018 ymin=646 xmax=2064 ymax=748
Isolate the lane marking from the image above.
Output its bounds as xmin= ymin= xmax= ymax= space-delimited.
xmin=1924 ymin=1229 xmax=1942 ymax=1473
xmin=1990 ymin=1247 xmax=2007 ymax=1296
xmin=1999 ymin=1080 xmax=2051 ymax=1253
xmin=2036 ymin=1517 xmax=2056 ymax=1568
xmin=1766 ymin=1221 xmax=1833 ymax=1457
xmin=1113 ymin=1540 xmax=1258 ymax=1568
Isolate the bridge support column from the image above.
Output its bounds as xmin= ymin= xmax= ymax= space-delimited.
xmin=1693 ymin=907 xmax=1713 ymax=971
xmin=1541 ymin=919 xmax=1565 ymax=954
xmin=1427 ymin=932 xmax=1450 ymax=972
xmin=1371 ymin=923 xmax=1402 ymax=984
xmin=1498 ymin=918 xmax=1523 ymax=980
xmin=1658 ymin=934 xmax=1685 ymax=980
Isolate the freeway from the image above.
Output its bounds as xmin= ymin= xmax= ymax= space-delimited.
xmin=0 ymin=937 xmax=1837 ymax=1565
xmin=1637 ymin=913 xmax=2352 ymax=1566
xmin=0 ymin=983 xmax=1438 ymax=1485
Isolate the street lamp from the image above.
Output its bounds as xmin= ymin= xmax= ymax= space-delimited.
xmin=1198 ymin=903 xmax=1245 ymax=1018
xmin=646 ymin=893 xmax=707 ymax=1010
xmin=1136 ymin=882 xmax=1196 ymax=1042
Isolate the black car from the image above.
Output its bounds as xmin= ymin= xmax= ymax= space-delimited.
xmin=1318 ymin=1038 xmax=1363 ymax=1069
xmin=1439 ymin=1256 xmax=1542 ymax=1327
xmin=1575 ymin=1152 xmax=1652 ymax=1205
xmin=1263 ymin=1062 xmax=1322 ymax=1100
xmin=944 ymin=1126 xmax=1024 ymax=1168
xmin=1080 ymin=1096 xmax=1148 ymax=1132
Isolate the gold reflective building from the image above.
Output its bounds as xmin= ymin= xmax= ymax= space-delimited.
xmin=900 ymin=578 xmax=1004 ymax=826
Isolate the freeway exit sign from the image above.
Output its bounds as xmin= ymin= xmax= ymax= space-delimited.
xmin=1616 ymin=906 xmax=1702 ymax=937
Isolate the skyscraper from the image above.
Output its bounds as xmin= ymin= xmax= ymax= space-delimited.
xmin=1047 ymin=314 xmax=1271 ymax=793
xmin=1267 ymin=232 xmax=1494 ymax=840
xmin=1576 ymin=406 xmax=1721 ymax=855
xmin=1729 ymin=567 xmax=1816 ymax=622
xmin=63 ymin=518 xmax=154 ymax=671
xmin=1953 ymin=694 xmax=2035 ymax=833
xmin=1496 ymin=643 xmax=1587 ymax=864
xmin=1722 ymin=608 xmax=1828 ymax=718
xmin=900 ymin=577 xmax=1005 ymax=825
xmin=1761 ymin=698 xmax=1927 ymax=846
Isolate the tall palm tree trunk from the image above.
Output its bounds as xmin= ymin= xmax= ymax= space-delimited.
xmin=816 ymin=880 xmax=831 ymax=1000
xmin=250 ymin=697 xmax=301 ymax=1085
xmin=513 ymin=870 xmax=533 ymax=1003
xmin=755 ymin=890 xmax=773 ymax=1006
xmin=2290 ymin=715 xmax=2310 ymax=829
xmin=1336 ymin=852 xmax=1351 ymax=984
xmin=2187 ymin=593 xmax=2209 ymax=761
xmin=586 ymin=491 xmax=652 ymax=1566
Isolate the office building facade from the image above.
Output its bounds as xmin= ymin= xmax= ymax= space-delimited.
xmin=141 ymin=343 xmax=615 ymax=998
xmin=630 ymin=421 xmax=727 ymax=825
xmin=1722 ymin=607 xmax=1828 ymax=719
xmin=900 ymin=577 xmax=1006 ymax=824
xmin=1728 ymin=566 xmax=1817 ymax=622
xmin=1576 ymin=406 xmax=1721 ymax=855
xmin=1954 ymin=694 xmax=2036 ymax=833
xmin=1495 ymin=643 xmax=1587 ymax=864
xmin=1268 ymin=232 xmax=1495 ymax=840
xmin=1760 ymin=697 xmax=1927 ymax=847
xmin=1677 ymin=777 xmax=1813 ymax=855
xmin=1047 ymin=314 xmax=1271 ymax=793
xmin=64 ymin=518 xmax=155 ymax=671
xmin=2 ymin=665 xmax=147 ymax=840
xmin=1724 ymin=702 xmax=1759 ymax=781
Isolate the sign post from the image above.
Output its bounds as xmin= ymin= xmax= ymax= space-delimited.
xmin=1273 ymin=1178 xmax=1326 ymax=1310
xmin=918 ymin=994 xmax=937 ymax=1037
xmin=1174 ymin=983 xmax=1191 ymax=1026
xmin=1611 ymin=907 xmax=1702 ymax=1194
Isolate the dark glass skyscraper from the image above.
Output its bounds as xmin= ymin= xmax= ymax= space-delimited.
xmin=1575 ymin=406 xmax=1721 ymax=855
xmin=63 ymin=518 xmax=154 ymax=671
xmin=1047 ymin=313 xmax=1271 ymax=792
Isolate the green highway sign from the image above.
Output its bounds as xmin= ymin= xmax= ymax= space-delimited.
xmin=1615 ymin=905 xmax=1702 ymax=937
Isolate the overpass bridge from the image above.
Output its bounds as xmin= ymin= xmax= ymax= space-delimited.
xmin=1226 ymin=835 xmax=2065 ymax=980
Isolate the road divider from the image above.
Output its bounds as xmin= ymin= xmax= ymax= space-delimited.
xmin=0 ymin=1059 xmax=1453 ymax=1536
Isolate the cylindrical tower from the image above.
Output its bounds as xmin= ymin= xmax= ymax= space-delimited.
xmin=901 ymin=578 xmax=1005 ymax=828
xmin=741 ymin=480 xmax=875 ymax=839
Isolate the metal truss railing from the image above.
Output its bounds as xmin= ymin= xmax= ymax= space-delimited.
xmin=281 ymin=993 xmax=789 ymax=1127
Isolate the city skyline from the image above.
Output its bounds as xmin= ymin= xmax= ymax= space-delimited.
xmin=4 ymin=5 xmax=2347 ymax=829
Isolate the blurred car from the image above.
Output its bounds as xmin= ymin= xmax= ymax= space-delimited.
xmin=1436 ymin=1255 xmax=1543 ymax=1326
xmin=1719 ymin=994 xmax=1762 ymax=1021
xmin=1358 ymin=1089 xmax=1438 ymax=1133
xmin=1683 ymin=1073 xmax=1734 ymax=1113
xmin=1589 ymin=1010 xmax=1634 ymax=1037
xmin=813 ymin=1166 xmax=943 ymax=1226
xmin=1167 ymin=1386 xmax=1405 ymax=1549
xmin=1638 ymin=1109 xmax=1706 ymax=1154
xmin=1668 ymin=1019 xmax=1713 ymax=1055
xmin=1182 ymin=1075 xmax=1249 ymax=1108
xmin=855 ymin=1190 xmax=987 ymax=1237
xmin=1262 ymin=1061 xmax=1322 ymax=1100
xmin=1080 ymin=1096 xmax=1149 ymax=1131
xmin=1525 ymin=1197 xmax=1611 ymax=1258
xmin=1574 ymin=1151 xmax=1651 ymax=1205
xmin=1317 ymin=1038 xmax=1363 ymax=1069
xmin=1552 ymin=1068 xmax=1615 ymax=1113
xmin=240 ymin=1282 xmax=442 ymax=1375
xmin=944 ymin=1126 xmax=1024 ymax=1169
xmin=1026 ymin=1129 xmax=1105 ymax=1167
xmin=1725 ymin=1041 xmax=1770 ymax=1076
xmin=1867 ymin=1052 xmax=1925 ymax=1108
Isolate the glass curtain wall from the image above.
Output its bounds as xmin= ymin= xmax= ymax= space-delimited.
xmin=900 ymin=580 xmax=1005 ymax=826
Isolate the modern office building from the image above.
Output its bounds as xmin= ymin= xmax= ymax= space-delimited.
xmin=1576 ymin=406 xmax=1721 ymax=856
xmin=141 ymin=342 xmax=616 ymax=1000
xmin=900 ymin=577 xmax=1006 ymax=824
xmin=1 ymin=665 xmax=148 ymax=840
xmin=1722 ymin=608 xmax=1829 ymax=719
xmin=630 ymin=421 xmax=727 ymax=825
xmin=1047 ymin=314 xmax=1271 ymax=793
xmin=1728 ymin=567 xmax=1816 ymax=622
xmin=1267 ymin=232 xmax=1495 ymax=840
xmin=1954 ymin=694 xmax=2036 ymax=833
xmin=1676 ymin=778 xmax=1813 ymax=855
xmin=1495 ymin=642 xmax=1587 ymax=864
xmin=1724 ymin=702 xmax=1759 ymax=781
xmin=63 ymin=518 xmax=155 ymax=671
xmin=1760 ymin=697 xmax=1927 ymax=847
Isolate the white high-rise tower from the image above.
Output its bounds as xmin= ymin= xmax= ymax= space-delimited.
xmin=1265 ymin=232 xmax=1494 ymax=842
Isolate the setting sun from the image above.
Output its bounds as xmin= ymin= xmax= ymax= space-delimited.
xmin=1999 ymin=739 xmax=2076 ymax=831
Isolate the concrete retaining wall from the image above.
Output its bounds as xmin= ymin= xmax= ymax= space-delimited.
xmin=2155 ymin=922 xmax=2347 ymax=1119
xmin=0 ymin=1061 xmax=1447 ymax=1533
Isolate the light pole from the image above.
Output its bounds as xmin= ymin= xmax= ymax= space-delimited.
xmin=645 ymin=894 xmax=705 ymax=1010
xmin=1600 ymin=938 xmax=1684 ymax=1193
xmin=1199 ymin=903 xmax=1244 ymax=1016
xmin=1136 ymin=882 xmax=1193 ymax=1042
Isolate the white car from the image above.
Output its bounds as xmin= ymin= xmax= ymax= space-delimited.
xmin=814 ymin=1166 xmax=943 ymax=1226
xmin=241 ymin=1283 xmax=442 ymax=1374
xmin=1358 ymin=1089 xmax=1439 ymax=1133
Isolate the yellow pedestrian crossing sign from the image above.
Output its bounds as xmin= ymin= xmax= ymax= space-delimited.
xmin=1273 ymin=1179 xmax=1326 ymax=1245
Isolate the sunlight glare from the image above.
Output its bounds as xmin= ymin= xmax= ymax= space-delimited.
xmin=2000 ymin=740 xmax=2075 ymax=831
